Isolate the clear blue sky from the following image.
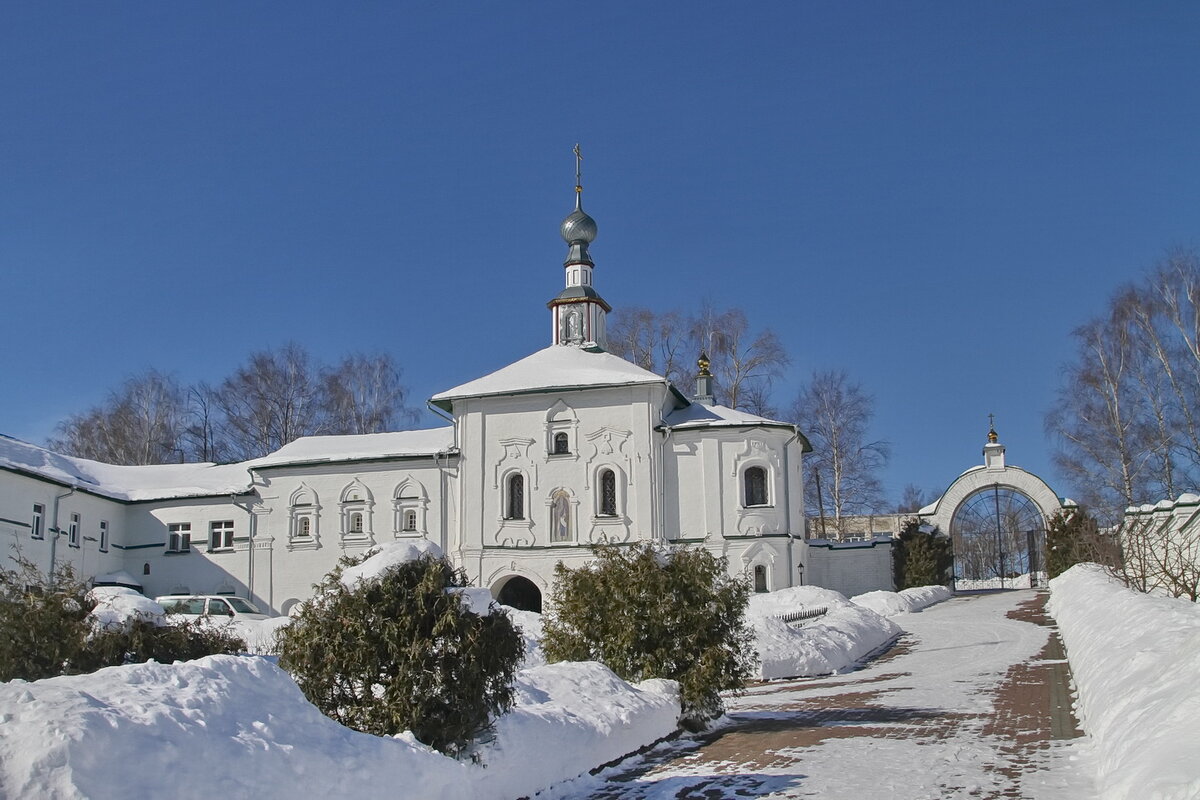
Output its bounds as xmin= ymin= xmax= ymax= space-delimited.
xmin=2 ymin=2 xmax=1198 ymax=506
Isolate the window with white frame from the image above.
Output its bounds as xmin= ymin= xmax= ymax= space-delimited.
xmin=99 ymin=520 xmax=109 ymax=553
xmin=68 ymin=513 xmax=80 ymax=548
xmin=393 ymin=482 xmax=424 ymax=536
xmin=340 ymin=483 xmax=373 ymax=540
xmin=31 ymin=504 xmax=44 ymax=540
xmin=598 ymin=469 xmax=618 ymax=517
xmin=743 ymin=466 xmax=769 ymax=507
xmin=552 ymin=432 xmax=570 ymax=455
xmin=504 ymin=472 xmax=525 ymax=520
xmin=209 ymin=520 xmax=235 ymax=551
xmin=168 ymin=523 xmax=191 ymax=553
xmin=289 ymin=489 xmax=318 ymax=544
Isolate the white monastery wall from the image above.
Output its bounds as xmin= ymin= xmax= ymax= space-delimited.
xmin=805 ymin=537 xmax=895 ymax=597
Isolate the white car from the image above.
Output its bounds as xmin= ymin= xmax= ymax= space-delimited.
xmin=155 ymin=594 xmax=270 ymax=621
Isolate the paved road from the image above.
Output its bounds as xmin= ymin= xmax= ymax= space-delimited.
xmin=551 ymin=591 xmax=1096 ymax=800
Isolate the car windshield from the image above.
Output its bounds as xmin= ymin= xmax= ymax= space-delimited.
xmin=225 ymin=597 xmax=262 ymax=614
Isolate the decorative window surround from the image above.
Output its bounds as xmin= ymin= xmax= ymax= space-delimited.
xmin=288 ymin=485 xmax=321 ymax=551
xmin=393 ymin=479 xmax=428 ymax=538
xmin=339 ymin=479 xmax=375 ymax=549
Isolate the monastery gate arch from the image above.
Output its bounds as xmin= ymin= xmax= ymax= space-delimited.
xmin=920 ymin=431 xmax=1070 ymax=589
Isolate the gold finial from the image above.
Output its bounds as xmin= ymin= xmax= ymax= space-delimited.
xmin=987 ymin=413 xmax=998 ymax=443
xmin=698 ymin=351 xmax=712 ymax=377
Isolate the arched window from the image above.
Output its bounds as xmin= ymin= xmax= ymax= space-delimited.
xmin=550 ymin=490 xmax=571 ymax=543
xmin=553 ymin=432 xmax=570 ymax=455
xmin=298 ymin=517 xmax=311 ymax=538
xmin=350 ymin=512 xmax=363 ymax=533
xmin=505 ymin=473 xmax=525 ymax=520
xmin=403 ymin=510 xmax=417 ymax=531
xmin=744 ymin=466 xmax=769 ymax=507
xmin=754 ymin=564 xmax=768 ymax=593
xmin=599 ymin=469 xmax=617 ymax=516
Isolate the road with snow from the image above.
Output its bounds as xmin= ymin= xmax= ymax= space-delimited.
xmin=551 ymin=590 xmax=1097 ymax=800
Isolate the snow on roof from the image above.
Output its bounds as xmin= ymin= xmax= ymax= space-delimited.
xmin=0 ymin=434 xmax=252 ymax=502
xmin=430 ymin=345 xmax=671 ymax=410
xmin=251 ymin=428 xmax=454 ymax=469
xmin=665 ymin=402 xmax=791 ymax=430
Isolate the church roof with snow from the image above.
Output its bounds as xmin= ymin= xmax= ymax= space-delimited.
xmin=430 ymin=345 xmax=686 ymax=411
xmin=665 ymin=403 xmax=812 ymax=450
xmin=251 ymin=428 xmax=455 ymax=469
xmin=0 ymin=434 xmax=254 ymax=502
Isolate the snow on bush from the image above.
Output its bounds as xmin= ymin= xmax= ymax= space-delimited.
xmin=0 ymin=655 xmax=679 ymax=800
xmin=338 ymin=539 xmax=443 ymax=587
xmin=86 ymin=586 xmax=165 ymax=630
xmin=502 ymin=606 xmax=546 ymax=668
xmin=746 ymin=586 xmax=901 ymax=680
xmin=1048 ymin=563 xmax=1200 ymax=800
xmin=850 ymin=586 xmax=951 ymax=617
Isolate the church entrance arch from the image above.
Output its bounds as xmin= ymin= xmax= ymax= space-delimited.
xmin=949 ymin=486 xmax=1046 ymax=586
xmin=494 ymin=575 xmax=542 ymax=613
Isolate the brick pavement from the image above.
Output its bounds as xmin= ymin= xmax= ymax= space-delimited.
xmin=580 ymin=591 xmax=1084 ymax=799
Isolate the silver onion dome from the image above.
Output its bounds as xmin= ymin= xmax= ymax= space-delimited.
xmin=560 ymin=203 xmax=597 ymax=244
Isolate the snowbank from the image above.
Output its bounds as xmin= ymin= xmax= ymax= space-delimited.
xmin=850 ymin=586 xmax=951 ymax=616
xmin=747 ymin=586 xmax=901 ymax=680
xmin=338 ymin=539 xmax=444 ymax=587
xmin=502 ymin=606 xmax=546 ymax=668
xmin=86 ymin=586 xmax=165 ymax=630
xmin=1048 ymin=564 xmax=1200 ymax=800
xmin=0 ymin=655 xmax=679 ymax=800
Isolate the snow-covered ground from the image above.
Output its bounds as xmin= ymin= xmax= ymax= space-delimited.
xmin=0 ymin=654 xmax=679 ymax=800
xmin=548 ymin=591 xmax=1097 ymax=799
xmin=1047 ymin=564 xmax=1200 ymax=800
xmin=746 ymin=586 xmax=901 ymax=680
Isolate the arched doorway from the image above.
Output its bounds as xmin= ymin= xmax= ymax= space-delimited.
xmin=495 ymin=575 xmax=542 ymax=613
xmin=950 ymin=485 xmax=1046 ymax=586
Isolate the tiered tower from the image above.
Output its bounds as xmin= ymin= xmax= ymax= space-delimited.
xmin=548 ymin=144 xmax=610 ymax=347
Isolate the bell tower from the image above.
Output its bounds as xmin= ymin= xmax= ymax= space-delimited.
xmin=548 ymin=144 xmax=610 ymax=347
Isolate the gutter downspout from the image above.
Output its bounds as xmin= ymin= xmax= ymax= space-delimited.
xmin=781 ymin=428 xmax=801 ymax=587
xmin=231 ymin=494 xmax=256 ymax=604
xmin=49 ymin=486 xmax=76 ymax=576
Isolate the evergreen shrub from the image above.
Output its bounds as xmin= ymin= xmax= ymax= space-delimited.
xmin=0 ymin=555 xmax=243 ymax=682
xmin=275 ymin=552 xmax=523 ymax=757
xmin=1045 ymin=509 xmax=1116 ymax=579
xmin=892 ymin=517 xmax=953 ymax=590
xmin=541 ymin=542 xmax=755 ymax=730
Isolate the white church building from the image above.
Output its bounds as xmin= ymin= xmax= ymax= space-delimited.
xmin=0 ymin=176 xmax=815 ymax=615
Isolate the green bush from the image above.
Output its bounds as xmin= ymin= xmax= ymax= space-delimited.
xmin=0 ymin=555 xmax=244 ymax=682
xmin=275 ymin=552 xmax=523 ymax=757
xmin=893 ymin=517 xmax=953 ymax=590
xmin=542 ymin=542 xmax=755 ymax=730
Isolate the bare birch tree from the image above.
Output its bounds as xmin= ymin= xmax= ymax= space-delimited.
xmin=607 ymin=303 xmax=788 ymax=414
xmin=322 ymin=353 xmax=414 ymax=435
xmin=1048 ymin=249 xmax=1200 ymax=521
xmin=49 ymin=370 xmax=189 ymax=465
xmin=791 ymin=370 xmax=889 ymax=536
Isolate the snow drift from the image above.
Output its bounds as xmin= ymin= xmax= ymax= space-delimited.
xmin=850 ymin=585 xmax=952 ymax=616
xmin=0 ymin=655 xmax=679 ymax=800
xmin=1048 ymin=564 xmax=1200 ymax=800
xmin=746 ymin=586 xmax=901 ymax=680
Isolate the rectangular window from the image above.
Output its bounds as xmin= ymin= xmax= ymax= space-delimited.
xmin=168 ymin=523 xmax=191 ymax=553
xmin=31 ymin=504 xmax=44 ymax=540
xmin=68 ymin=513 xmax=80 ymax=548
xmin=209 ymin=520 xmax=234 ymax=551
xmin=99 ymin=520 xmax=109 ymax=553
